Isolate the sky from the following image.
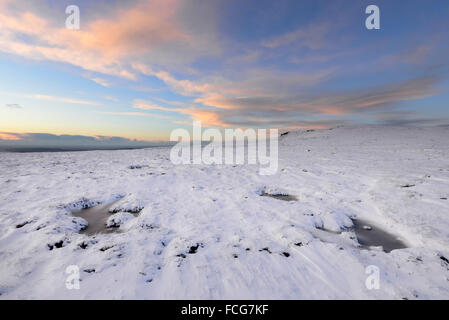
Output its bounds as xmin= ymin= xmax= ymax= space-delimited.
xmin=0 ymin=0 xmax=448 ymax=146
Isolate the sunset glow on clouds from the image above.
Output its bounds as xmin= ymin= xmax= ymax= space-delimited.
xmin=1 ymin=0 xmax=448 ymax=143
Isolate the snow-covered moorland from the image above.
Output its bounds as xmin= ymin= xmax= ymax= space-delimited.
xmin=0 ymin=126 xmax=448 ymax=299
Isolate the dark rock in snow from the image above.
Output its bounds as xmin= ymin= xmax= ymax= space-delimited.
xmin=16 ymin=221 xmax=31 ymax=228
xmin=83 ymin=268 xmax=95 ymax=273
xmin=79 ymin=242 xmax=88 ymax=249
xmin=48 ymin=240 xmax=64 ymax=250
xmin=188 ymin=244 xmax=200 ymax=254
xmin=54 ymin=240 xmax=64 ymax=248
xmin=128 ymin=165 xmax=145 ymax=169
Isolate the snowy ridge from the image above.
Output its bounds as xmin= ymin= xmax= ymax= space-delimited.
xmin=0 ymin=126 xmax=448 ymax=299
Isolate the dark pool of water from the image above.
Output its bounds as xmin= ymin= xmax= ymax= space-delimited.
xmin=72 ymin=201 xmax=120 ymax=236
xmin=352 ymin=218 xmax=407 ymax=253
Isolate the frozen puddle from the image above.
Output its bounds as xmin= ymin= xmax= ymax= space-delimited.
xmin=71 ymin=201 xmax=121 ymax=236
xmin=352 ymin=219 xmax=407 ymax=253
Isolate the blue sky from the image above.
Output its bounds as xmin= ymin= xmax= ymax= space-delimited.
xmin=0 ymin=0 xmax=448 ymax=144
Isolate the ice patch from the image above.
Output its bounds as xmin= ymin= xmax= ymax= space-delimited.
xmin=352 ymin=218 xmax=407 ymax=253
xmin=71 ymin=200 xmax=121 ymax=235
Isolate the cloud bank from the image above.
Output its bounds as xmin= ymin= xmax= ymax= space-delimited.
xmin=0 ymin=132 xmax=166 ymax=151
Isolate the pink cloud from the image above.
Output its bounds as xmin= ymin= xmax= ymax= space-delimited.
xmin=0 ymin=0 xmax=203 ymax=80
xmin=0 ymin=132 xmax=22 ymax=141
xmin=133 ymin=99 xmax=229 ymax=127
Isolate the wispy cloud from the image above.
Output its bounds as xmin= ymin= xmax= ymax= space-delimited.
xmin=104 ymin=96 xmax=118 ymax=102
xmin=88 ymin=77 xmax=111 ymax=87
xmin=4 ymin=103 xmax=22 ymax=109
xmin=261 ymin=23 xmax=329 ymax=49
xmin=186 ymin=74 xmax=444 ymax=128
xmin=133 ymin=99 xmax=181 ymax=112
xmin=133 ymin=98 xmax=228 ymax=127
xmin=27 ymin=94 xmax=101 ymax=106
xmin=96 ymin=111 xmax=172 ymax=119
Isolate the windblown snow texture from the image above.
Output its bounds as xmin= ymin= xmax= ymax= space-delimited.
xmin=0 ymin=126 xmax=448 ymax=299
